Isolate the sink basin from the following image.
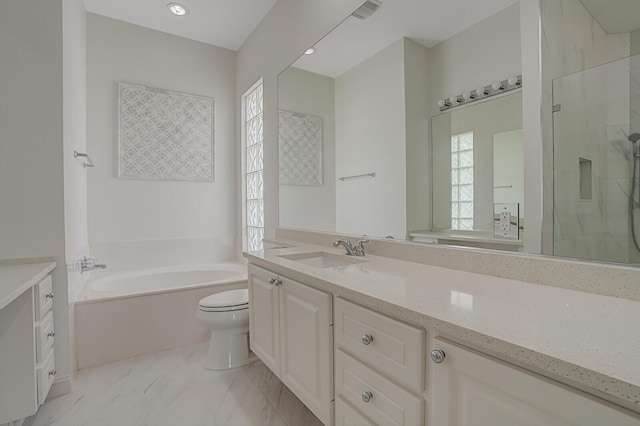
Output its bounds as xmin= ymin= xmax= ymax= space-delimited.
xmin=279 ymin=252 xmax=368 ymax=269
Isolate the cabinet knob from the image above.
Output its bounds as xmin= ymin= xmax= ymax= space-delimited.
xmin=361 ymin=391 xmax=373 ymax=403
xmin=46 ymin=292 xmax=54 ymax=299
xmin=431 ymin=349 xmax=446 ymax=364
xmin=49 ymin=369 xmax=57 ymax=376
xmin=361 ymin=334 xmax=374 ymax=345
xmin=47 ymin=331 xmax=55 ymax=338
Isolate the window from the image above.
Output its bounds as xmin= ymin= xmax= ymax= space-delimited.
xmin=243 ymin=80 xmax=264 ymax=251
xmin=451 ymin=131 xmax=473 ymax=230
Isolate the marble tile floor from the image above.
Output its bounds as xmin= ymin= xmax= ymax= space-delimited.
xmin=26 ymin=342 xmax=323 ymax=426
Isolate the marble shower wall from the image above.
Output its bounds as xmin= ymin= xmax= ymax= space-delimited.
xmin=630 ymin=36 xmax=640 ymax=264
xmin=541 ymin=0 xmax=634 ymax=263
xmin=552 ymin=58 xmax=632 ymax=263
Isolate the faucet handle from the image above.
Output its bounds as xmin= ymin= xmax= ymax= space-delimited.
xmin=354 ymin=239 xmax=369 ymax=256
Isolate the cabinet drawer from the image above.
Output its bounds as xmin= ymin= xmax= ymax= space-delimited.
xmin=35 ymin=274 xmax=53 ymax=319
xmin=335 ymin=396 xmax=376 ymax=426
xmin=335 ymin=350 xmax=423 ymax=426
xmin=335 ymin=298 xmax=425 ymax=392
xmin=36 ymin=310 xmax=55 ymax=363
xmin=37 ymin=351 xmax=56 ymax=406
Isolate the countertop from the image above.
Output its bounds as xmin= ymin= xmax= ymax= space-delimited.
xmin=0 ymin=261 xmax=56 ymax=311
xmin=411 ymin=229 xmax=523 ymax=246
xmin=244 ymin=242 xmax=640 ymax=413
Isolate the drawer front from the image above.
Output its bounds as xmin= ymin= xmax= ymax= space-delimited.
xmin=335 ymin=350 xmax=423 ymax=426
xmin=35 ymin=274 xmax=53 ymax=319
xmin=335 ymin=298 xmax=425 ymax=392
xmin=36 ymin=310 xmax=55 ymax=363
xmin=37 ymin=351 xmax=56 ymax=406
xmin=335 ymin=397 xmax=376 ymax=426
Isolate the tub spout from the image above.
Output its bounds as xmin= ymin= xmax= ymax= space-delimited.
xmin=80 ymin=256 xmax=107 ymax=274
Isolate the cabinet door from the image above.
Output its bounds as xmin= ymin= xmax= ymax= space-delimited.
xmin=248 ymin=265 xmax=280 ymax=376
xmin=279 ymin=276 xmax=333 ymax=426
xmin=431 ymin=338 xmax=640 ymax=426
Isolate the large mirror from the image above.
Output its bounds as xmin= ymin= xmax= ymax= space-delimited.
xmin=278 ymin=0 xmax=523 ymax=243
xmin=278 ymin=0 xmax=640 ymax=267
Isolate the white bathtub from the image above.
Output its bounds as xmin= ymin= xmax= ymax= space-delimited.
xmin=75 ymin=263 xmax=249 ymax=368
xmin=81 ymin=263 xmax=247 ymax=301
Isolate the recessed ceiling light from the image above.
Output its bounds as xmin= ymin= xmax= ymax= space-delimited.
xmin=167 ymin=2 xmax=188 ymax=16
xmin=305 ymin=48 xmax=315 ymax=55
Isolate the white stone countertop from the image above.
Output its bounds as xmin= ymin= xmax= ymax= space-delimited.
xmin=0 ymin=261 xmax=56 ymax=311
xmin=244 ymin=242 xmax=640 ymax=414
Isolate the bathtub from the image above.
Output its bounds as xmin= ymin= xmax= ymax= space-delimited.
xmin=75 ymin=263 xmax=248 ymax=369
xmin=81 ymin=263 xmax=247 ymax=301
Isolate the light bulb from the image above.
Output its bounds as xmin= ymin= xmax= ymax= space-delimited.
xmin=476 ymin=87 xmax=486 ymax=97
xmin=167 ymin=2 xmax=188 ymax=16
xmin=508 ymin=76 xmax=520 ymax=86
xmin=492 ymin=81 xmax=504 ymax=91
xmin=462 ymin=91 xmax=472 ymax=101
xmin=438 ymin=99 xmax=446 ymax=108
xmin=304 ymin=47 xmax=315 ymax=55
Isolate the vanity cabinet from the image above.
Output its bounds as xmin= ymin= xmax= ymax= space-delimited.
xmin=430 ymin=338 xmax=640 ymax=425
xmin=334 ymin=298 xmax=425 ymax=426
xmin=0 ymin=271 xmax=56 ymax=425
xmin=248 ymin=265 xmax=333 ymax=426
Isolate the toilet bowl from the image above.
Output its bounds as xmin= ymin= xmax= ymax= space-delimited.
xmin=197 ymin=289 xmax=250 ymax=370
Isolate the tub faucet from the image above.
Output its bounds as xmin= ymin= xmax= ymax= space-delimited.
xmin=333 ymin=237 xmax=369 ymax=256
xmin=80 ymin=256 xmax=107 ymax=274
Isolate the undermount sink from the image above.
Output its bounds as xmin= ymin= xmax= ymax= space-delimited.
xmin=279 ymin=251 xmax=368 ymax=269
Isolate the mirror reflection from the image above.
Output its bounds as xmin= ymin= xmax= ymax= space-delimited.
xmin=278 ymin=0 xmax=523 ymax=246
xmin=277 ymin=0 xmax=640 ymax=267
xmin=426 ymin=92 xmax=523 ymax=251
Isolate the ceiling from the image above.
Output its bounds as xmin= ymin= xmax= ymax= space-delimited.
xmin=579 ymin=0 xmax=640 ymax=34
xmin=290 ymin=0 xmax=520 ymax=78
xmin=83 ymin=0 xmax=278 ymax=51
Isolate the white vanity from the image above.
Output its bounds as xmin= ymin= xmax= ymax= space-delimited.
xmin=245 ymin=244 xmax=640 ymax=425
xmin=0 ymin=261 xmax=56 ymax=425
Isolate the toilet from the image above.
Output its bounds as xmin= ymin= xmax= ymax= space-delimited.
xmin=197 ymin=289 xmax=250 ymax=370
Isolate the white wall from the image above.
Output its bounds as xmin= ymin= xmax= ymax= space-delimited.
xmin=236 ymin=0 xmax=364 ymax=245
xmin=0 ymin=0 xmax=74 ymax=390
xmin=427 ymin=3 xmax=522 ymax=116
xmin=87 ymin=15 xmax=238 ymax=266
xmin=62 ymin=0 xmax=89 ymax=384
xmin=404 ymin=38 xmax=431 ymax=234
xmin=335 ymin=39 xmax=407 ymax=239
xmin=278 ymin=67 xmax=336 ymax=232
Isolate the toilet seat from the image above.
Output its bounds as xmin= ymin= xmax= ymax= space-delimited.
xmin=199 ymin=289 xmax=248 ymax=312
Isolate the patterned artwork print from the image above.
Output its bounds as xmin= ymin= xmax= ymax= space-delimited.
xmin=118 ymin=83 xmax=214 ymax=181
xmin=279 ymin=111 xmax=323 ymax=186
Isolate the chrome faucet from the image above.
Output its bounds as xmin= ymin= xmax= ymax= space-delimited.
xmin=333 ymin=237 xmax=369 ymax=256
xmin=80 ymin=256 xmax=107 ymax=274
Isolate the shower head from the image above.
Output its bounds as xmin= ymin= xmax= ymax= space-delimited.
xmin=629 ymin=133 xmax=640 ymax=144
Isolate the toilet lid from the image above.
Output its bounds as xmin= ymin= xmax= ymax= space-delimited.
xmin=199 ymin=289 xmax=248 ymax=309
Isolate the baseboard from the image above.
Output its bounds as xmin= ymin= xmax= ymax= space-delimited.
xmin=47 ymin=375 xmax=72 ymax=400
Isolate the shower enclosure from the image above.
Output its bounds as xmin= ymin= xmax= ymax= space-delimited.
xmin=553 ymin=53 xmax=640 ymax=265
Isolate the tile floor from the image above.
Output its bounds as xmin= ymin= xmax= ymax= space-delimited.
xmin=27 ymin=342 xmax=323 ymax=426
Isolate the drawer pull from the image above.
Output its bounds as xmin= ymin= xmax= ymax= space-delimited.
xmin=49 ymin=369 xmax=57 ymax=377
xmin=431 ymin=349 xmax=446 ymax=364
xmin=47 ymin=331 xmax=56 ymax=338
xmin=361 ymin=334 xmax=374 ymax=345
xmin=46 ymin=292 xmax=54 ymax=299
xmin=361 ymin=391 xmax=373 ymax=403
xmin=268 ymin=277 xmax=282 ymax=286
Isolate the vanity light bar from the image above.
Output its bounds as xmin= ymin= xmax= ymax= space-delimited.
xmin=438 ymin=75 xmax=522 ymax=111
